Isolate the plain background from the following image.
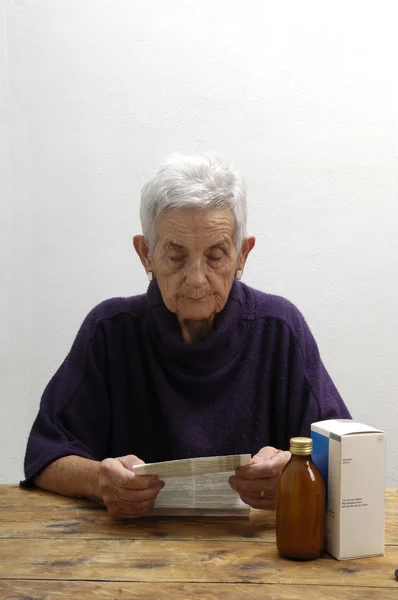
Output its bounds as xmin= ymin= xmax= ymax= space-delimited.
xmin=1 ymin=0 xmax=397 ymax=486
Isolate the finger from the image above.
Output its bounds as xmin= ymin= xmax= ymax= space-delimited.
xmin=124 ymin=473 xmax=161 ymax=491
xmin=133 ymin=481 xmax=165 ymax=501
xmin=113 ymin=481 xmax=165 ymax=504
xmin=236 ymin=452 xmax=290 ymax=480
xmin=252 ymin=446 xmax=280 ymax=461
xmin=108 ymin=499 xmax=155 ymax=520
xmin=117 ymin=455 xmax=145 ymax=469
xmin=229 ymin=475 xmax=278 ymax=495
xmin=105 ymin=487 xmax=159 ymax=513
xmin=102 ymin=459 xmax=160 ymax=491
xmin=115 ymin=497 xmax=155 ymax=512
xmin=240 ymin=494 xmax=277 ymax=511
xmin=131 ymin=504 xmax=155 ymax=518
xmin=131 ymin=501 xmax=156 ymax=518
xmin=251 ymin=448 xmax=291 ymax=467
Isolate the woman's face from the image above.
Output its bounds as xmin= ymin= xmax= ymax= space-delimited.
xmin=135 ymin=208 xmax=254 ymax=321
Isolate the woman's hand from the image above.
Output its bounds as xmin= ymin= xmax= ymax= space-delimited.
xmin=229 ymin=446 xmax=291 ymax=510
xmin=98 ymin=455 xmax=165 ymax=519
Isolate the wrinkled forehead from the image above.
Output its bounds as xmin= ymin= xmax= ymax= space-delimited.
xmin=154 ymin=208 xmax=236 ymax=249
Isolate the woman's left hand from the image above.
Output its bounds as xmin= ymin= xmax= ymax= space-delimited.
xmin=228 ymin=446 xmax=291 ymax=510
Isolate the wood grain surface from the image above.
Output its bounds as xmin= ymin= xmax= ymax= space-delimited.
xmin=1 ymin=537 xmax=397 ymax=585
xmin=1 ymin=487 xmax=397 ymax=544
xmin=1 ymin=581 xmax=398 ymax=600
xmin=0 ymin=485 xmax=397 ymax=600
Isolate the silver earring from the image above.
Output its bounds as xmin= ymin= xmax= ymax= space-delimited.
xmin=235 ymin=269 xmax=243 ymax=280
xmin=147 ymin=271 xmax=153 ymax=282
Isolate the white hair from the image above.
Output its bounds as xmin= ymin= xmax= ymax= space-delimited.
xmin=140 ymin=153 xmax=247 ymax=250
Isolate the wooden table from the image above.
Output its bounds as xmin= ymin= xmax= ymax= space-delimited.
xmin=0 ymin=485 xmax=397 ymax=599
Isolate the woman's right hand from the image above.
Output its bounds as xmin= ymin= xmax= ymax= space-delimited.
xmin=98 ymin=454 xmax=165 ymax=518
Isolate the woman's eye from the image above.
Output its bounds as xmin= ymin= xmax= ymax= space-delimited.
xmin=169 ymin=256 xmax=185 ymax=263
xmin=208 ymin=254 xmax=223 ymax=263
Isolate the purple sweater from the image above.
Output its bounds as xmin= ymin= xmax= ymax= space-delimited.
xmin=23 ymin=281 xmax=350 ymax=484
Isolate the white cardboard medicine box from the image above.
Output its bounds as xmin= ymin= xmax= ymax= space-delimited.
xmin=311 ymin=419 xmax=386 ymax=560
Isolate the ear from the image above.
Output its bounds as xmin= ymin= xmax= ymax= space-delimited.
xmin=238 ymin=236 xmax=256 ymax=269
xmin=133 ymin=235 xmax=152 ymax=272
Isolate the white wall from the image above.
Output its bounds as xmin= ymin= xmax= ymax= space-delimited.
xmin=1 ymin=0 xmax=397 ymax=486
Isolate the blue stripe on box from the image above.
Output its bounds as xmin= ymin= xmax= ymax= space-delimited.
xmin=311 ymin=430 xmax=329 ymax=498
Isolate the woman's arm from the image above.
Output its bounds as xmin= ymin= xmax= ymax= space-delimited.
xmin=34 ymin=454 xmax=165 ymax=518
xmin=34 ymin=455 xmax=101 ymax=499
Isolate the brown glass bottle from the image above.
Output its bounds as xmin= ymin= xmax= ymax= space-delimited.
xmin=276 ymin=437 xmax=325 ymax=560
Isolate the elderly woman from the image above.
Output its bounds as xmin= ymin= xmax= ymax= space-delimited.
xmin=23 ymin=154 xmax=350 ymax=518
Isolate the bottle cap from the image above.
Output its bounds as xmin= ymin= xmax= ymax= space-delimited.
xmin=289 ymin=437 xmax=313 ymax=455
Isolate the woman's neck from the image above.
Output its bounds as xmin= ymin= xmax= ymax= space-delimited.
xmin=178 ymin=316 xmax=215 ymax=344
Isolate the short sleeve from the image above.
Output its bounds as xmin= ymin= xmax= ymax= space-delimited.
xmin=289 ymin=317 xmax=351 ymax=441
xmin=22 ymin=309 xmax=110 ymax=485
xmin=268 ymin=297 xmax=352 ymax=449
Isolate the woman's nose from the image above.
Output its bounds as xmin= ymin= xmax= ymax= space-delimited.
xmin=185 ymin=261 xmax=207 ymax=286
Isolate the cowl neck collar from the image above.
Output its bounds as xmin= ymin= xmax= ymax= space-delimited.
xmin=145 ymin=280 xmax=252 ymax=377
